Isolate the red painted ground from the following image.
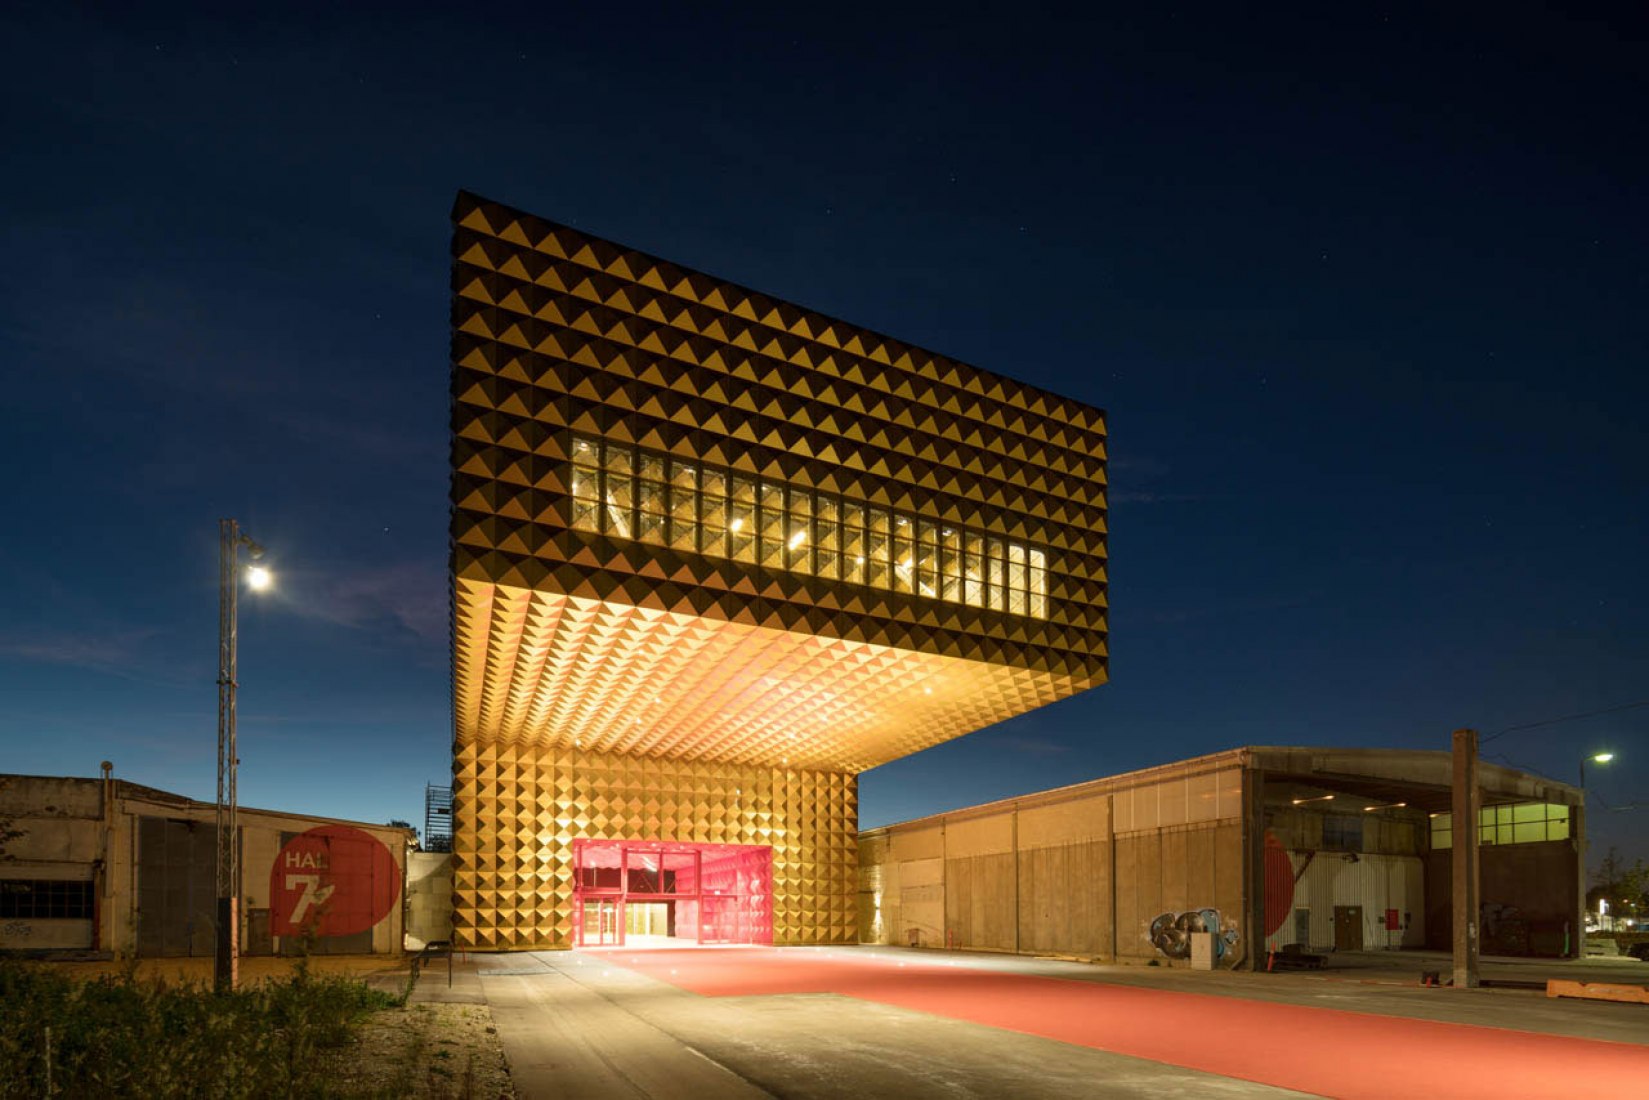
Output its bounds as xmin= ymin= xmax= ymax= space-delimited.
xmin=598 ymin=947 xmax=1649 ymax=1099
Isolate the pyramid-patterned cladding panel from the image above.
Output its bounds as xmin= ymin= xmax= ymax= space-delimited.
xmin=452 ymin=743 xmax=856 ymax=949
xmin=456 ymin=582 xmax=1085 ymax=772
xmin=451 ymin=191 xmax=1109 ymax=767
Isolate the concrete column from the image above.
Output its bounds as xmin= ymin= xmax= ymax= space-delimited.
xmin=1240 ymin=767 xmax=1265 ymax=971
xmin=1011 ymin=807 xmax=1021 ymax=955
xmin=1107 ymin=794 xmax=1118 ymax=962
xmin=1451 ymin=728 xmax=1481 ymax=988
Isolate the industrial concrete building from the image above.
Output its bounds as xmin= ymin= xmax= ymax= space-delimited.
xmin=0 ymin=770 xmax=410 ymax=957
xmin=858 ymin=747 xmax=1584 ymax=965
xmin=448 ymin=191 xmax=1109 ymax=950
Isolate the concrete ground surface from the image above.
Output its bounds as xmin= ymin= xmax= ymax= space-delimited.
xmin=463 ymin=945 xmax=1649 ymax=1100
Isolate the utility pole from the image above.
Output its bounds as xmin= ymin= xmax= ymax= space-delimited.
xmin=1451 ymin=728 xmax=1481 ymax=988
xmin=216 ymin=519 xmax=269 ymax=993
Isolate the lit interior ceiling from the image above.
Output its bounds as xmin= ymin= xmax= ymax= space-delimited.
xmin=454 ymin=578 xmax=1088 ymax=772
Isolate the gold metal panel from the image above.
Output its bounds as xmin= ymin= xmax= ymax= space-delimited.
xmin=452 ymin=744 xmax=855 ymax=949
xmin=456 ymin=581 xmax=1082 ymax=771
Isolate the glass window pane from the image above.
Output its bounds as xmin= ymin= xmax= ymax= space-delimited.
xmin=602 ymin=441 xmax=631 ymax=471
xmin=1007 ymin=543 xmax=1028 ymax=614
xmin=814 ymin=496 xmax=839 ymax=580
xmin=728 ymin=476 xmax=756 ymax=563
xmin=605 ymin=457 xmax=634 ymax=539
xmin=669 ymin=460 xmax=698 ymax=552
xmin=786 ymin=488 xmax=813 ymax=572
xmin=570 ymin=461 xmax=601 ymax=532
xmin=842 ymin=503 xmax=866 ymax=584
xmin=891 ymin=514 xmax=916 ymax=593
xmin=758 ymin=481 xmax=786 ymax=568
xmin=637 ymin=476 xmax=666 ymax=542
xmin=914 ymin=521 xmax=938 ymax=598
xmin=1028 ymin=548 xmax=1047 ymax=618
xmin=867 ymin=508 xmax=891 ymax=588
xmin=700 ymin=470 xmax=727 ymax=557
xmin=988 ymin=538 xmax=1007 ymax=611
xmin=963 ymin=534 xmax=986 ymax=607
xmin=938 ymin=526 xmax=961 ymax=602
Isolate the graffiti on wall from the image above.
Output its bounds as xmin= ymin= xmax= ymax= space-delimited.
xmin=270 ymin=825 xmax=401 ymax=938
xmin=1150 ymin=908 xmax=1240 ymax=961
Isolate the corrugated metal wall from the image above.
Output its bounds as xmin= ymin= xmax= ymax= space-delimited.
xmin=1265 ymin=850 xmax=1424 ymax=952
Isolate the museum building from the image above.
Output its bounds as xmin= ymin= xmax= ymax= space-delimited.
xmin=448 ymin=191 xmax=1109 ymax=950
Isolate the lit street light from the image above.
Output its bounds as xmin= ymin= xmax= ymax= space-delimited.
xmin=1580 ymin=751 xmax=1613 ymax=790
xmin=1576 ymin=751 xmax=1615 ymax=953
xmin=216 ymin=519 xmax=270 ymax=993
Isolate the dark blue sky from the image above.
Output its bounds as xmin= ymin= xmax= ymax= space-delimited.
xmin=2 ymin=5 xmax=1644 ymax=863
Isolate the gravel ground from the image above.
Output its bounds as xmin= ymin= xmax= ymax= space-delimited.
xmin=320 ymin=1002 xmax=514 ymax=1099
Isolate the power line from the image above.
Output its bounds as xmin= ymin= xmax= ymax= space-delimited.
xmin=1479 ymin=698 xmax=1649 ymax=745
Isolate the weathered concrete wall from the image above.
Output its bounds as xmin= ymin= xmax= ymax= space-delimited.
xmin=1423 ymin=839 xmax=1577 ymax=956
xmin=406 ymin=852 xmax=454 ymax=949
xmin=2 ymin=774 xmax=409 ymax=958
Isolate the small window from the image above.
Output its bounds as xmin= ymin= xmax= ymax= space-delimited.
xmin=1323 ymin=814 xmax=1363 ymax=852
xmin=0 ymin=879 xmax=94 ymax=920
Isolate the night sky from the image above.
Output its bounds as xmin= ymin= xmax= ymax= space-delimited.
xmin=2 ymin=6 xmax=1644 ymax=864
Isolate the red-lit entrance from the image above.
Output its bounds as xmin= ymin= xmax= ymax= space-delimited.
xmin=572 ymin=840 xmax=773 ymax=948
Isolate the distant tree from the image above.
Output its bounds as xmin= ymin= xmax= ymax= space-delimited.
xmin=1592 ymin=847 xmax=1649 ymax=920
xmin=386 ymin=818 xmax=418 ymax=839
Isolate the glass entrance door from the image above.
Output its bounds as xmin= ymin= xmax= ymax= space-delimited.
xmin=580 ymin=899 xmax=622 ymax=947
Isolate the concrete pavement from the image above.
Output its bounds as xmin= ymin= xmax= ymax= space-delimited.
xmin=452 ymin=946 xmax=1649 ymax=1099
xmin=475 ymin=950 xmax=1314 ymax=1099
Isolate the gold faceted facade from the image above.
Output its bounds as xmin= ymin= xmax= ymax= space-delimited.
xmin=455 ymin=743 xmax=855 ymax=949
xmin=449 ymin=191 xmax=1108 ymax=949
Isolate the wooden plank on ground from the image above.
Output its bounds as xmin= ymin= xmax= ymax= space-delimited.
xmin=1546 ymin=979 xmax=1649 ymax=1005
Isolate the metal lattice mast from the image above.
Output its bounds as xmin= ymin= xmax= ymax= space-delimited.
xmin=215 ymin=519 xmax=266 ymax=992
xmin=216 ymin=520 xmax=238 ymax=904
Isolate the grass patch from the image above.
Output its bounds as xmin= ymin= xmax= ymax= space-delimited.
xmin=0 ymin=958 xmax=399 ymax=1099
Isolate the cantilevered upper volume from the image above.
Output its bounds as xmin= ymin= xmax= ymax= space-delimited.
xmin=450 ymin=190 xmax=1108 ymax=774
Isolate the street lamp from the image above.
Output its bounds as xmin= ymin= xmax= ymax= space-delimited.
xmin=216 ymin=519 xmax=270 ymax=993
xmin=1580 ymin=751 xmax=1613 ymax=790
xmin=1575 ymin=751 xmax=1614 ymax=957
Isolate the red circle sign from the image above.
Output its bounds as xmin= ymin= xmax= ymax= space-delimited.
xmin=270 ymin=825 xmax=401 ymax=938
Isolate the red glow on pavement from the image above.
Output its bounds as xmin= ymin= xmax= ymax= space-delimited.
xmin=605 ymin=948 xmax=1649 ymax=1099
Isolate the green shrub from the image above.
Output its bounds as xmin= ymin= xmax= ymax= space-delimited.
xmin=0 ymin=961 xmax=398 ymax=1099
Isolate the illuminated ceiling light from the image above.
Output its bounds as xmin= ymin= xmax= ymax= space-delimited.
xmin=1362 ymin=801 xmax=1407 ymax=812
xmin=788 ymin=530 xmax=807 ymax=550
xmin=730 ymin=518 xmax=745 ymax=532
xmin=1291 ymin=793 xmax=1335 ymax=805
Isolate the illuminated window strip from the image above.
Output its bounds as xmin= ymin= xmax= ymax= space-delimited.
xmin=570 ymin=435 xmax=1050 ymax=618
xmin=1429 ymin=803 xmax=1571 ymax=849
